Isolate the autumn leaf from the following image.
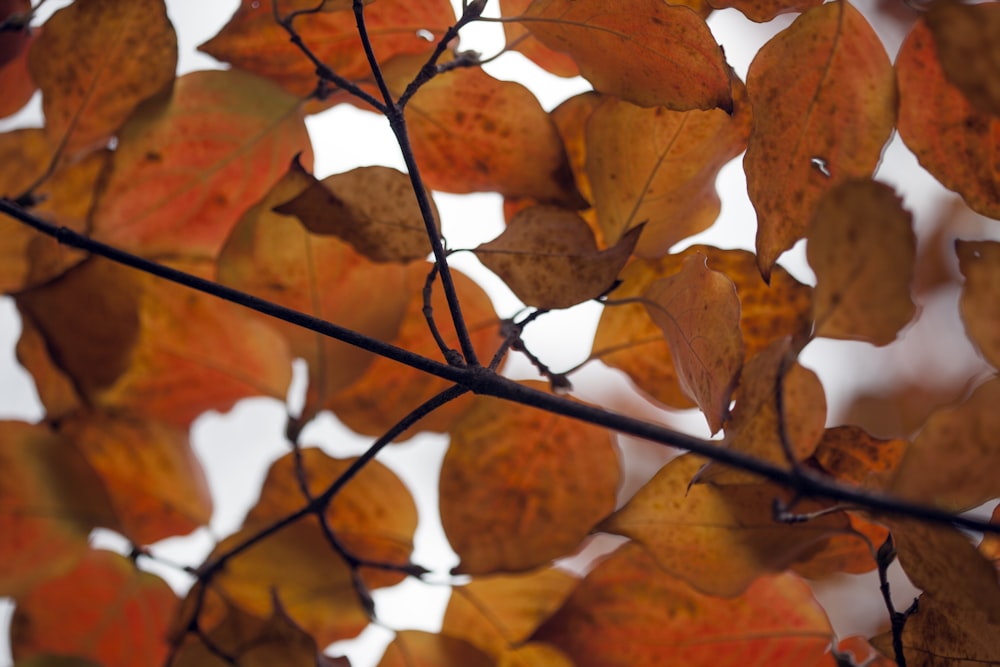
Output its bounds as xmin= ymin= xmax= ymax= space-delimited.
xmin=790 ymin=514 xmax=887 ymax=579
xmin=956 ymin=240 xmax=1000 ymax=369
xmin=602 ymin=454 xmax=849 ymax=596
xmin=810 ymin=425 xmax=907 ymax=488
xmin=377 ymin=631 xmax=493 ymax=667
xmin=11 ymin=549 xmax=178 ymax=667
xmin=89 ymin=69 xmax=313 ymax=260
xmin=925 ymin=0 xmax=1000 ymax=117
xmin=549 ymin=91 xmax=603 ymax=208
xmin=585 ymin=81 xmax=751 ymax=257
xmin=807 ymin=179 xmax=917 ymax=346
xmin=0 ymin=6 xmax=36 ymax=120
xmin=896 ymin=16 xmax=1000 ymax=219
xmin=745 ymin=0 xmax=895 ymax=279
xmin=518 ymin=0 xmax=733 ymax=112
xmin=534 ymin=543 xmax=834 ymax=667
xmin=706 ymin=0 xmax=823 ymax=22
xmin=440 ymin=384 xmax=619 ymax=574
xmin=27 ymin=0 xmax=177 ymax=159
xmin=474 ymin=205 xmax=641 ymax=310
xmin=644 ymin=254 xmax=743 ymax=433
xmin=499 ymin=0 xmax=580 ymax=78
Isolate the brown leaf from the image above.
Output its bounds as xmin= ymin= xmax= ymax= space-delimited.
xmin=896 ymin=16 xmax=1000 ymax=219
xmin=0 ymin=13 xmax=36 ymax=119
xmin=643 ymin=253 xmax=743 ymax=434
xmin=28 ymin=0 xmax=177 ymax=159
xmin=706 ymin=0 xmax=823 ymax=22
xmin=377 ymin=631 xmax=493 ymax=667
xmin=791 ymin=513 xmax=887 ymax=578
xmin=499 ymin=0 xmax=581 ymax=78
xmin=474 ymin=205 xmax=640 ymax=310
xmin=534 ymin=543 xmax=834 ymax=666
xmin=441 ymin=384 xmax=619 ymax=574
xmin=811 ymin=425 xmax=907 ymax=488
xmin=602 ymin=454 xmax=848 ymax=596
xmin=520 ymin=0 xmax=733 ymax=112
xmin=807 ymin=179 xmax=917 ymax=346
xmin=585 ymin=81 xmax=751 ymax=257
xmin=925 ymin=0 xmax=1000 ymax=117
xmin=957 ymin=240 xmax=1000 ymax=370
xmin=89 ymin=69 xmax=313 ymax=260
xmin=745 ymin=0 xmax=896 ymax=279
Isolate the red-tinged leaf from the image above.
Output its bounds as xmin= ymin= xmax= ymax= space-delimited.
xmin=16 ymin=258 xmax=293 ymax=428
xmin=593 ymin=246 xmax=812 ymax=410
xmin=89 ymin=69 xmax=313 ymax=260
xmin=520 ymin=0 xmax=732 ymax=112
xmin=957 ymin=240 xmax=1000 ymax=370
xmin=245 ymin=448 xmax=418 ymax=590
xmin=27 ymin=0 xmax=177 ymax=159
xmin=474 ymin=205 xmax=640 ymax=310
xmin=602 ymin=454 xmax=848 ymax=596
xmin=889 ymin=377 xmax=1000 ymax=511
xmin=441 ymin=567 xmax=578 ymax=658
xmin=896 ymin=17 xmax=1000 ymax=219
xmin=888 ymin=519 xmax=1000 ymax=623
xmin=791 ymin=514 xmax=887 ymax=578
xmin=274 ymin=162 xmax=438 ymax=263
xmin=807 ymin=179 xmax=917 ymax=346
xmin=811 ymin=425 xmax=907 ymax=488
xmin=403 ymin=66 xmax=583 ymax=205
xmin=586 ymin=79 xmax=751 ymax=257
xmin=13 ymin=658 xmax=102 ymax=667
xmin=644 ymin=253 xmax=743 ymax=434
xmin=441 ymin=384 xmax=619 ymax=574
xmin=217 ymin=162 xmax=410 ymax=422
xmin=209 ymin=518 xmax=370 ymax=646
xmin=872 ymin=593 xmax=1000 ymax=667
xmin=200 ymin=0 xmax=453 ymax=97
xmin=745 ymin=0 xmax=895 ymax=279
xmin=534 ymin=543 xmax=834 ymax=666
xmin=925 ymin=0 xmax=1000 ymax=117
xmin=0 ymin=0 xmax=30 ymax=67
xmin=377 ymin=631 xmax=493 ymax=667
xmin=0 ymin=19 xmax=36 ymax=119
xmin=0 ymin=421 xmax=114 ymax=596
xmin=550 ymin=91 xmax=603 ymax=209
xmin=58 ymin=411 xmax=212 ymax=545
xmin=706 ymin=0 xmax=823 ymax=22
xmin=325 ymin=263 xmax=498 ymax=438
xmin=11 ymin=549 xmax=178 ymax=667
xmin=499 ymin=0 xmax=581 ymax=77
xmin=701 ymin=337 xmax=826 ymax=484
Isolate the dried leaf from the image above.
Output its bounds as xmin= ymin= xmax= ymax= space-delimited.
xmin=27 ymin=0 xmax=177 ymax=158
xmin=602 ymin=454 xmax=848 ymax=596
xmin=791 ymin=513 xmax=887 ymax=578
xmin=586 ymin=78 xmax=751 ymax=257
xmin=441 ymin=384 xmax=619 ymax=574
xmin=896 ymin=16 xmax=1000 ymax=219
xmin=745 ymin=0 xmax=895 ymax=278
xmin=90 ymin=69 xmax=313 ymax=260
xmin=807 ymin=179 xmax=917 ymax=346
xmin=706 ymin=0 xmax=823 ymax=22
xmin=534 ymin=543 xmax=834 ymax=666
xmin=925 ymin=0 xmax=1000 ymax=117
xmin=0 ymin=14 xmax=36 ymax=119
xmin=520 ymin=0 xmax=733 ymax=111
xmin=377 ymin=631 xmax=493 ymax=667
xmin=550 ymin=91 xmax=603 ymax=209
xmin=957 ymin=240 xmax=1000 ymax=370
xmin=474 ymin=205 xmax=640 ymax=309
xmin=500 ymin=0 xmax=580 ymax=78
xmin=643 ymin=253 xmax=744 ymax=434
xmin=811 ymin=425 xmax=907 ymax=488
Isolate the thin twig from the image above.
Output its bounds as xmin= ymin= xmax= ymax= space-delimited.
xmin=876 ymin=534 xmax=919 ymax=667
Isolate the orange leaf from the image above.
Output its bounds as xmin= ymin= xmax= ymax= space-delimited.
xmin=377 ymin=631 xmax=493 ymax=667
xmin=0 ymin=16 xmax=36 ymax=119
xmin=706 ymin=0 xmax=823 ymax=22
xmin=403 ymin=66 xmax=583 ymax=205
xmin=474 ymin=205 xmax=641 ymax=309
xmin=745 ymin=0 xmax=895 ymax=279
xmin=549 ymin=91 xmax=603 ymax=209
xmin=0 ymin=421 xmax=114 ymax=596
xmin=520 ymin=0 xmax=733 ymax=112
xmin=90 ymin=69 xmax=313 ymax=260
xmin=11 ymin=549 xmax=177 ymax=667
xmin=791 ymin=513 xmax=887 ymax=578
xmin=811 ymin=425 xmax=907 ymax=488
xmin=602 ymin=454 xmax=848 ymax=596
xmin=534 ymin=543 xmax=834 ymax=666
xmin=500 ymin=0 xmax=580 ymax=77
xmin=274 ymin=161 xmax=438 ymax=263
xmin=889 ymin=376 xmax=1000 ymax=511
xmin=643 ymin=253 xmax=743 ymax=434
xmin=200 ymin=0 xmax=454 ymax=97
xmin=59 ymin=411 xmax=212 ymax=546
xmin=325 ymin=263 xmax=498 ymax=438
xmin=957 ymin=240 xmax=1000 ymax=370
xmin=896 ymin=16 xmax=1000 ymax=219
xmin=500 ymin=643 xmax=576 ymax=667
xmin=28 ymin=0 xmax=177 ymax=159
xmin=441 ymin=384 xmax=619 ymax=574
xmin=245 ymin=448 xmax=418 ymax=590
xmin=925 ymin=0 xmax=1000 ymax=117
xmin=585 ymin=79 xmax=751 ymax=257
xmin=807 ymin=179 xmax=917 ymax=346
xmin=441 ymin=566 xmax=578 ymax=658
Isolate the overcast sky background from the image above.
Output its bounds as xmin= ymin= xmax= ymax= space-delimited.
xmin=1 ymin=1 xmax=994 ymax=665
